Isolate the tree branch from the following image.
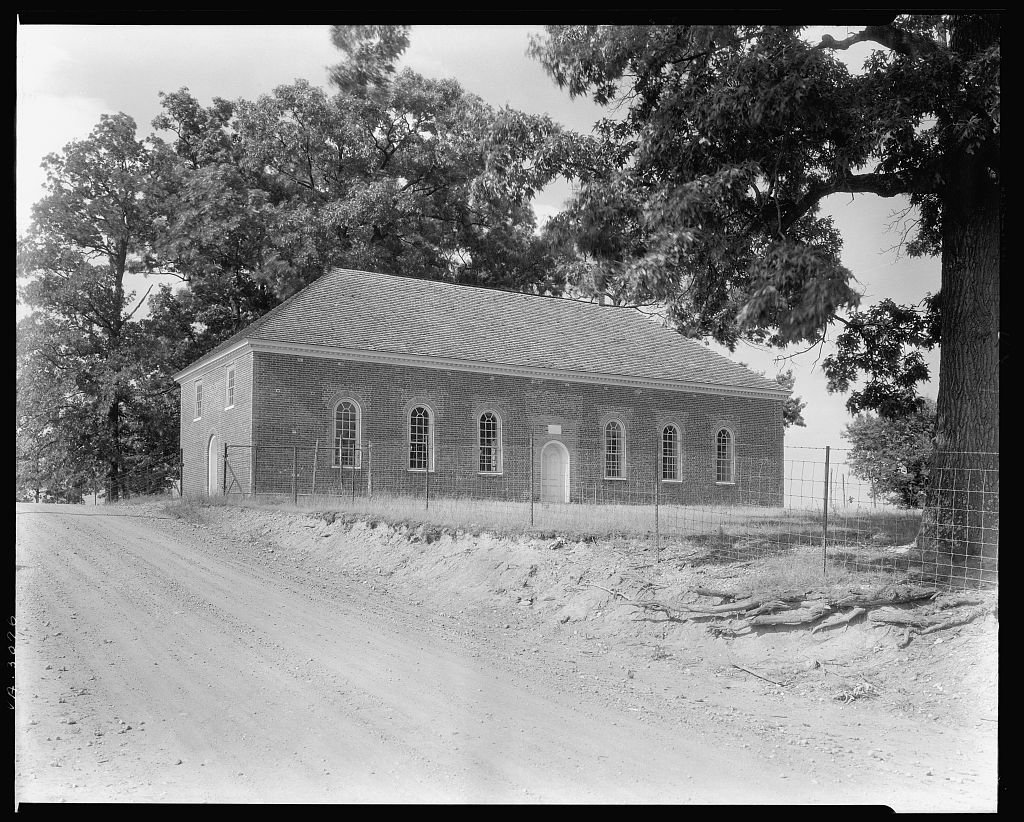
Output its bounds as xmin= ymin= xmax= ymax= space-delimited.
xmin=778 ymin=165 xmax=942 ymax=234
xmin=817 ymin=24 xmax=942 ymax=59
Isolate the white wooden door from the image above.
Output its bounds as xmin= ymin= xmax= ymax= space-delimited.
xmin=208 ymin=435 xmax=218 ymax=496
xmin=540 ymin=442 xmax=568 ymax=503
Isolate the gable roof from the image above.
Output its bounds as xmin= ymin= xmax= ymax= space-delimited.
xmin=174 ymin=268 xmax=786 ymax=398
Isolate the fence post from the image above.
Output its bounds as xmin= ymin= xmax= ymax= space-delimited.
xmin=822 ymin=445 xmax=831 ymax=576
xmin=424 ymin=463 xmax=430 ymax=511
xmin=292 ymin=445 xmax=298 ymax=505
xmin=311 ymin=439 xmax=319 ymax=500
xmin=654 ymin=444 xmax=661 ymax=564
xmin=367 ymin=443 xmax=373 ymax=499
xmin=252 ymin=445 xmax=257 ymax=498
xmin=178 ymin=449 xmax=183 ymax=499
xmin=351 ymin=465 xmax=357 ymax=505
xmin=529 ymin=434 xmax=535 ymax=527
xmin=222 ymin=443 xmax=228 ymax=496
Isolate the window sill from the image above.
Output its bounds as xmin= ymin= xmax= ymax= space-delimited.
xmin=332 ymin=466 xmax=362 ymax=471
xmin=715 ymin=481 xmax=736 ymax=486
xmin=661 ymin=479 xmax=682 ymax=484
xmin=603 ymin=477 xmax=628 ymax=482
xmin=224 ymin=404 xmax=234 ymax=411
xmin=407 ymin=469 xmax=436 ymax=474
xmin=193 ymin=417 xmax=202 ymax=422
xmin=478 ymin=472 xmax=504 ymax=477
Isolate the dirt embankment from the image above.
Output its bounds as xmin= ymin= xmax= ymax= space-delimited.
xmin=14 ymin=501 xmax=998 ymax=807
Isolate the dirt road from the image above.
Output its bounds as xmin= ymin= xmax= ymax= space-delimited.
xmin=14 ymin=502 xmax=997 ymax=806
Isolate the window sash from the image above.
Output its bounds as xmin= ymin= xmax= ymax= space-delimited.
xmin=662 ymin=426 xmax=679 ymax=480
xmin=716 ymin=430 xmax=733 ymax=482
xmin=479 ymin=412 xmax=500 ymax=473
xmin=409 ymin=408 xmax=431 ymax=470
xmin=195 ymin=382 xmax=203 ymax=419
xmin=604 ymin=421 xmax=623 ymax=478
xmin=333 ymin=401 xmax=360 ymax=467
xmin=226 ymin=368 xmax=235 ymax=408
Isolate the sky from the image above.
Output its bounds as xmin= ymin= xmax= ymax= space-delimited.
xmin=16 ymin=22 xmax=942 ymax=452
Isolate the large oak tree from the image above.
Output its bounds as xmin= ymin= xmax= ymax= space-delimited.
xmin=527 ymin=17 xmax=999 ymax=562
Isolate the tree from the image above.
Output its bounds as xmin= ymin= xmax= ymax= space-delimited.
xmin=16 ymin=113 xmax=176 ymax=500
xmin=146 ymin=28 xmax=565 ymax=348
xmin=739 ymin=365 xmax=806 ymax=428
xmin=843 ymin=400 xmax=936 ymax=507
xmin=528 ymin=18 xmax=999 ymax=561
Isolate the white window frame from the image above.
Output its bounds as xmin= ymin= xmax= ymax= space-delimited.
xmin=477 ymin=411 xmax=503 ymax=475
xmin=332 ymin=399 xmax=362 ymax=469
xmin=661 ymin=424 xmax=681 ymax=482
xmin=408 ymin=406 xmax=435 ymax=472
xmin=225 ymin=364 xmax=235 ymax=410
xmin=715 ymin=427 xmax=736 ymax=485
xmin=194 ymin=380 xmax=203 ymax=421
xmin=604 ymin=419 xmax=626 ymax=480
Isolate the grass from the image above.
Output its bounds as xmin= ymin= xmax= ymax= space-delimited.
xmin=162 ymin=490 xmax=951 ymax=594
xmin=175 ymin=490 xmax=921 ymax=563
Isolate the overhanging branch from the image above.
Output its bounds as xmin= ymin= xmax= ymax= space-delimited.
xmin=777 ymin=165 xmax=941 ymax=235
xmin=816 ymin=23 xmax=942 ymax=59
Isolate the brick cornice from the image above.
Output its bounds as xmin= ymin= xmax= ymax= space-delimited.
xmin=174 ymin=338 xmax=788 ymax=402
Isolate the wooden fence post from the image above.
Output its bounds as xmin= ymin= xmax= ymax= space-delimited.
xmin=529 ymin=434 xmax=535 ymax=527
xmin=367 ymin=443 xmax=373 ymax=499
xmin=654 ymin=441 xmax=661 ymax=564
xmin=822 ymin=445 xmax=831 ymax=576
xmin=222 ymin=443 xmax=228 ymax=496
xmin=292 ymin=445 xmax=298 ymax=505
xmin=311 ymin=439 xmax=319 ymax=500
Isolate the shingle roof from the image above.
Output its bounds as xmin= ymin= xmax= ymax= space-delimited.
xmin=177 ymin=268 xmax=785 ymax=395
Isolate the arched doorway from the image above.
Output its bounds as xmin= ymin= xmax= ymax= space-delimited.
xmin=207 ymin=434 xmax=218 ymax=496
xmin=540 ymin=440 xmax=570 ymax=503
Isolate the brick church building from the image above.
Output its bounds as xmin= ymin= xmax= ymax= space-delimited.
xmin=173 ymin=268 xmax=787 ymax=505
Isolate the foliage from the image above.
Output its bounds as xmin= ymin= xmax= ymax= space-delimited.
xmin=526 ymin=18 xmax=1000 ymax=456
xmin=843 ymin=400 xmax=936 ymax=507
xmin=775 ymin=370 xmax=807 ymax=428
xmin=739 ymin=364 xmax=806 ymax=428
xmin=17 ymin=26 xmax=573 ymax=499
xmin=823 ymin=296 xmax=940 ymax=418
xmin=144 ymin=29 xmax=569 ymax=356
xmin=16 ymin=113 xmax=180 ymax=499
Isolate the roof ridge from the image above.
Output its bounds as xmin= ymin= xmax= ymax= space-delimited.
xmin=326 ymin=266 xmax=662 ymax=314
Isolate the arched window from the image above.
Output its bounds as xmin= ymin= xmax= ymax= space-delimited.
xmin=662 ymin=424 xmax=680 ymax=481
xmin=409 ymin=406 xmax=433 ymax=471
xmin=478 ymin=411 xmax=502 ymax=474
xmin=333 ymin=400 xmax=361 ymax=468
xmin=604 ymin=420 xmax=625 ymax=479
xmin=716 ymin=428 xmax=735 ymax=483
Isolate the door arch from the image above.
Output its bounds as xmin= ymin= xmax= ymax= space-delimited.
xmin=207 ymin=434 xmax=218 ymax=496
xmin=540 ymin=440 xmax=570 ymax=503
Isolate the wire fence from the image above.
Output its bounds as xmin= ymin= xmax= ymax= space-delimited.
xmin=215 ymin=439 xmax=997 ymax=591
xmin=16 ymin=452 xmax=183 ymax=505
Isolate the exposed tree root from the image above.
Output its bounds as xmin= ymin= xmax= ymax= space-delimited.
xmin=811 ymin=606 xmax=867 ymax=634
xmin=629 ymin=582 xmax=993 ymax=642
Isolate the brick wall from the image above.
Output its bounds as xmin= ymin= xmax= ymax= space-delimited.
xmin=179 ymin=351 xmax=253 ymax=498
xmin=243 ymin=351 xmax=785 ymax=506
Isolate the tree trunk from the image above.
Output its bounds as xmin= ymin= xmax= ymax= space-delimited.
xmin=105 ymin=400 xmax=122 ymax=503
xmin=920 ymin=18 xmax=1000 ymax=581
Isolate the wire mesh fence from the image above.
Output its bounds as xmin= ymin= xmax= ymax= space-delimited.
xmin=216 ymin=438 xmax=997 ymax=591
